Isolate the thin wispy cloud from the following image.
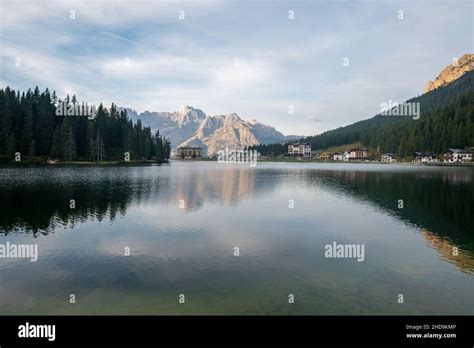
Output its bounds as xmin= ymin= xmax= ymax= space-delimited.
xmin=0 ymin=0 xmax=472 ymax=135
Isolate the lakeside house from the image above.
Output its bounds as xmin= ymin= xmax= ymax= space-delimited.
xmin=413 ymin=151 xmax=438 ymax=163
xmin=332 ymin=152 xmax=344 ymax=161
xmin=319 ymin=152 xmax=332 ymax=160
xmin=176 ymin=146 xmax=202 ymax=159
xmin=443 ymin=149 xmax=472 ymax=163
xmin=381 ymin=153 xmax=398 ymax=163
xmin=348 ymin=147 xmax=369 ymax=160
xmin=288 ymin=143 xmax=312 ymax=158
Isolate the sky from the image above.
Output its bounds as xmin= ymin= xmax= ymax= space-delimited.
xmin=0 ymin=0 xmax=472 ymax=136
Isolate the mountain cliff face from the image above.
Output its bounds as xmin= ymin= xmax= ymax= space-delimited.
xmin=120 ymin=106 xmax=295 ymax=156
xmin=424 ymin=54 xmax=474 ymax=93
xmin=179 ymin=113 xmax=261 ymax=156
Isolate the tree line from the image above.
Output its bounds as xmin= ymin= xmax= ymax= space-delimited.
xmin=0 ymin=86 xmax=171 ymax=163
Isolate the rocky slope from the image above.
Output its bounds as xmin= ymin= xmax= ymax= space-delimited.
xmin=424 ymin=53 xmax=474 ymax=93
xmin=120 ymin=106 xmax=296 ymax=156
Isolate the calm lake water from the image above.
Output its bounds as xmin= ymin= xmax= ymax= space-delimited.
xmin=0 ymin=162 xmax=473 ymax=314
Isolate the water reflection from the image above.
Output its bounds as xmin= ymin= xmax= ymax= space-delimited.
xmin=304 ymin=169 xmax=474 ymax=258
xmin=0 ymin=163 xmax=473 ymax=273
xmin=0 ymin=165 xmax=270 ymax=235
xmin=0 ymin=174 xmax=156 ymax=236
xmin=421 ymin=228 xmax=474 ymax=275
xmin=168 ymin=164 xmax=259 ymax=211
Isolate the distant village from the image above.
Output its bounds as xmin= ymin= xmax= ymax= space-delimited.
xmin=285 ymin=143 xmax=473 ymax=164
xmin=173 ymin=143 xmax=473 ymax=164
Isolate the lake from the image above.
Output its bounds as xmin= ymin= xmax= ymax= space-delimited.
xmin=0 ymin=162 xmax=473 ymax=314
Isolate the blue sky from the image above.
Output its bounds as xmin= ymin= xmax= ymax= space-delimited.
xmin=0 ymin=0 xmax=472 ymax=135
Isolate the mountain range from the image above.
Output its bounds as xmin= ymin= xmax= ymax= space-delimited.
xmin=121 ymin=54 xmax=473 ymax=158
xmin=119 ymin=106 xmax=299 ymax=156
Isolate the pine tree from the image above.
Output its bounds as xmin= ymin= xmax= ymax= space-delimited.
xmin=6 ymin=134 xmax=16 ymax=160
xmin=63 ymin=123 xmax=77 ymax=161
xmin=155 ymin=133 xmax=163 ymax=163
xmin=163 ymin=138 xmax=171 ymax=160
xmin=28 ymin=140 xmax=36 ymax=158
xmin=0 ymin=88 xmax=13 ymax=153
xmin=22 ymin=97 xmax=34 ymax=154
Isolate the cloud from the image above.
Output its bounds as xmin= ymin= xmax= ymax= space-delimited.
xmin=308 ymin=116 xmax=323 ymax=123
xmin=0 ymin=0 xmax=472 ymax=136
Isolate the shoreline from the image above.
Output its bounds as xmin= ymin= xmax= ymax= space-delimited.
xmin=169 ymin=158 xmax=474 ymax=168
xmin=255 ymin=159 xmax=474 ymax=167
xmin=1 ymin=159 xmax=473 ymax=168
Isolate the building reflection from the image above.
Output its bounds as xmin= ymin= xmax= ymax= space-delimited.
xmin=168 ymin=165 xmax=257 ymax=211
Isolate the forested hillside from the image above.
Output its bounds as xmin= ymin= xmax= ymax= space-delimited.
xmin=0 ymin=86 xmax=171 ymax=163
xmin=251 ymin=70 xmax=474 ymax=157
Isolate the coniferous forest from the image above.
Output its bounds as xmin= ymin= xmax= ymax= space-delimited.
xmin=251 ymin=70 xmax=474 ymax=157
xmin=0 ymin=86 xmax=171 ymax=163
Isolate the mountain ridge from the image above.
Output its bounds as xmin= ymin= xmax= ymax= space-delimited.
xmin=119 ymin=106 xmax=300 ymax=156
xmin=252 ymin=65 xmax=474 ymax=157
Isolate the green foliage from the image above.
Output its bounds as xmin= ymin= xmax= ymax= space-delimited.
xmin=251 ymin=71 xmax=474 ymax=156
xmin=0 ymin=86 xmax=171 ymax=163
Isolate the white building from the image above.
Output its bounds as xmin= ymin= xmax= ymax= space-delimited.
xmin=288 ymin=143 xmax=311 ymax=158
xmin=332 ymin=152 xmax=344 ymax=161
xmin=343 ymin=151 xmax=351 ymax=161
xmin=413 ymin=152 xmax=438 ymax=163
xmin=381 ymin=153 xmax=397 ymax=163
xmin=443 ymin=149 xmax=472 ymax=163
xmin=348 ymin=147 xmax=369 ymax=159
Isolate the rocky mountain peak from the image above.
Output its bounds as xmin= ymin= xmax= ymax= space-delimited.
xmin=176 ymin=105 xmax=206 ymax=123
xmin=223 ymin=113 xmax=242 ymax=124
xmin=119 ymin=106 xmax=291 ymax=156
xmin=424 ymin=53 xmax=474 ymax=93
